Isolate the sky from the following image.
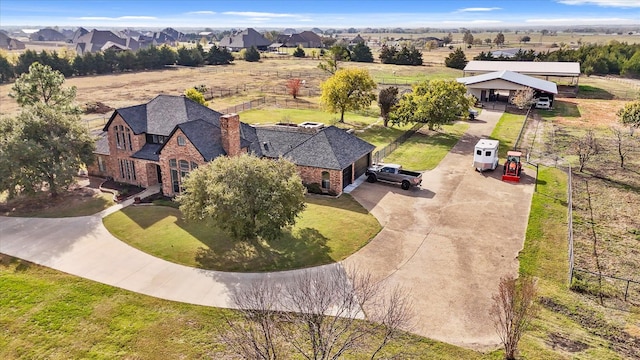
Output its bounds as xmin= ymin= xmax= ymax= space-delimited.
xmin=1 ymin=0 xmax=639 ymax=29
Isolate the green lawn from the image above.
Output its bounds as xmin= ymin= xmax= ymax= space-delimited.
xmin=490 ymin=111 xmax=527 ymax=157
xmin=103 ymin=195 xmax=381 ymax=272
xmin=0 ymin=254 xmax=491 ymax=359
xmin=382 ymin=122 xmax=469 ymax=170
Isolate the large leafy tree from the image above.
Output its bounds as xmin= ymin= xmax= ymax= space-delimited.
xmin=618 ymin=100 xmax=640 ymax=131
xmin=10 ymin=62 xmax=77 ymax=110
xmin=445 ymin=48 xmax=468 ymax=70
xmin=391 ymin=79 xmax=472 ymax=130
xmin=0 ymin=104 xmax=95 ymax=198
xmin=494 ymin=32 xmax=506 ymax=48
xmin=320 ymin=68 xmax=376 ymax=123
xmin=179 ymin=154 xmax=306 ymax=242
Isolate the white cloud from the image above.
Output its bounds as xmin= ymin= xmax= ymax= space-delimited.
xmin=185 ymin=11 xmax=216 ymax=15
xmin=557 ymin=0 xmax=640 ymax=7
xmin=76 ymin=15 xmax=157 ymax=21
xmin=222 ymin=11 xmax=296 ymax=18
xmin=526 ymin=17 xmax=633 ymax=23
xmin=458 ymin=7 xmax=502 ymax=12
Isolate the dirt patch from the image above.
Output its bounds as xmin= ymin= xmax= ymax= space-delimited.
xmin=540 ymin=297 xmax=640 ymax=359
xmin=546 ymin=332 xmax=589 ymax=353
xmin=552 ymin=98 xmax=628 ymax=128
xmin=0 ymin=186 xmax=98 ymax=216
xmin=83 ymin=101 xmax=115 ymax=114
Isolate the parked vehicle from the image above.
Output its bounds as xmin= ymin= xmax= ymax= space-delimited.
xmin=535 ymin=97 xmax=551 ymax=109
xmin=473 ymin=139 xmax=499 ymax=172
xmin=365 ymin=163 xmax=422 ymax=190
xmin=468 ymin=108 xmax=479 ymax=120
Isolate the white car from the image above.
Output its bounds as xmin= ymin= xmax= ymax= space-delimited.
xmin=535 ymin=97 xmax=551 ymax=109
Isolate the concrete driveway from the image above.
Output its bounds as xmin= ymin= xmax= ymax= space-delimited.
xmin=345 ymin=108 xmax=535 ymax=349
xmin=0 ymin=108 xmax=534 ymax=351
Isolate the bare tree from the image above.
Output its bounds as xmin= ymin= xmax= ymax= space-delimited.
xmin=491 ymin=276 xmax=538 ymax=360
xmin=575 ymin=130 xmax=599 ymax=172
xmin=221 ymin=266 xmax=413 ymax=360
xmin=509 ymin=87 xmax=536 ymax=110
xmin=610 ymin=126 xmax=634 ymax=168
xmin=221 ymin=279 xmax=282 ymax=359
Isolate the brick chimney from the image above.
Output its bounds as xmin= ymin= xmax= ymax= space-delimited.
xmin=220 ymin=113 xmax=241 ymax=156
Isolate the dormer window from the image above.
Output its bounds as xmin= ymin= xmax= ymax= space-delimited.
xmin=177 ymin=136 xmax=186 ymax=146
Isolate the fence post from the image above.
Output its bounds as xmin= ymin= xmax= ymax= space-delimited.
xmin=625 ymin=280 xmax=630 ymax=301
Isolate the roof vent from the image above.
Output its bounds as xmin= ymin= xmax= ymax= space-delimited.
xmin=263 ymin=142 xmax=269 ymax=151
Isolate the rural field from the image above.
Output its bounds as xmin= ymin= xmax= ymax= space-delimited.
xmin=1 ymin=43 xmax=640 ymax=359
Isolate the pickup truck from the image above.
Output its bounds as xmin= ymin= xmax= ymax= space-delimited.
xmin=365 ymin=163 xmax=422 ymax=190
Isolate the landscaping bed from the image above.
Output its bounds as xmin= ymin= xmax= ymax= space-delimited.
xmin=99 ymin=179 xmax=145 ymax=201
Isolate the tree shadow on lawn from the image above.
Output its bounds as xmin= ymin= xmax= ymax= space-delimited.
xmin=549 ymin=100 xmax=581 ymax=118
xmin=193 ymin=227 xmax=332 ymax=272
xmin=578 ymin=85 xmax=615 ymax=100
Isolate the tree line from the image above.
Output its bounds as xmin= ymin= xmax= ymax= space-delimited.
xmin=444 ymin=41 xmax=640 ymax=78
xmin=0 ymin=44 xmax=235 ymax=84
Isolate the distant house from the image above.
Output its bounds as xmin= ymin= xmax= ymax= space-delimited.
xmin=161 ymin=27 xmax=185 ymax=42
xmin=73 ymin=29 xmax=178 ymax=56
xmin=277 ymin=31 xmax=323 ymax=48
xmin=423 ymin=36 xmax=444 ymax=47
xmin=218 ymin=28 xmax=272 ymax=51
xmin=349 ymin=34 xmax=366 ymax=46
xmin=75 ymin=30 xmax=129 ymax=56
xmin=70 ymin=27 xmax=89 ymax=44
xmin=0 ymin=32 xmax=25 ymax=50
xmin=29 ymin=28 xmax=66 ymax=41
xmin=89 ymin=95 xmax=374 ymax=196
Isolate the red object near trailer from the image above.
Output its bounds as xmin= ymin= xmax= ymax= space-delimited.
xmin=502 ymin=151 xmax=523 ymax=182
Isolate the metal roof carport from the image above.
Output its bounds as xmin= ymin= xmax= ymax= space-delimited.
xmin=457 ymin=70 xmax=558 ymax=104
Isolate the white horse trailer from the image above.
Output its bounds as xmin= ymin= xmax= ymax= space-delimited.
xmin=473 ymin=139 xmax=499 ymax=172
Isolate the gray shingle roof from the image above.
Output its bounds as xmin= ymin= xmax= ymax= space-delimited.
xmin=219 ymin=28 xmax=271 ymax=49
xmin=256 ymin=126 xmax=375 ymax=170
xmin=105 ymin=95 xmax=223 ymax=136
xmin=132 ymin=143 xmax=162 ymax=161
xmin=94 ymin=131 xmax=110 ymax=155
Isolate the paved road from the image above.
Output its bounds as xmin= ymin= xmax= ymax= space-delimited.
xmin=0 ymin=108 xmax=534 ymax=350
xmin=346 ymin=108 xmax=535 ymax=350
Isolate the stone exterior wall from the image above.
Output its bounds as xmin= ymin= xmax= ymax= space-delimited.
xmin=296 ymin=165 xmax=342 ymax=195
xmin=159 ymin=128 xmax=205 ymax=196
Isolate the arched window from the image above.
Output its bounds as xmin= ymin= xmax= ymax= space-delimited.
xmin=321 ymin=171 xmax=330 ymax=189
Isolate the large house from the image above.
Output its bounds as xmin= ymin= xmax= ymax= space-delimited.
xmin=0 ymin=32 xmax=25 ymax=50
xmin=218 ymin=28 xmax=272 ymax=51
xmin=276 ymin=31 xmax=323 ymax=48
xmin=89 ymin=95 xmax=374 ymax=196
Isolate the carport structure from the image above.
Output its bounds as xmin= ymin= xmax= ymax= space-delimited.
xmin=463 ymin=60 xmax=581 ymax=97
xmin=457 ymin=70 xmax=558 ymax=104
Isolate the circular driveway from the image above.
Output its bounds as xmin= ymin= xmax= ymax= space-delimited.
xmin=0 ymin=108 xmax=534 ymax=350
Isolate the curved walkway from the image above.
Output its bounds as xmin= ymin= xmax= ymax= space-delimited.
xmin=0 ymin=107 xmax=534 ymax=351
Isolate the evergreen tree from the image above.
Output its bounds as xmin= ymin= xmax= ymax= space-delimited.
xmin=445 ymin=48 xmax=468 ymax=70
xmin=351 ymin=42 xmax=374 ymax=62
xmin=293 ymin=46 xmax=306 ymax=58
xmin=244 ymin=46 xmax=261 ymax=62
